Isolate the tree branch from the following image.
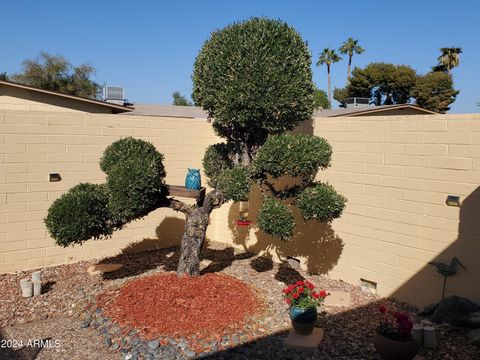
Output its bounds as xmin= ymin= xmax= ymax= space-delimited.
xmin=201 ymin=189 xmax=226 ymax=214
xmin=158 ymin=197 xmax=193 ymax=216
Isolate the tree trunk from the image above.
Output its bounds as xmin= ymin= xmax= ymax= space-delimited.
xmin=177 ymin=209 xmax=209 ymax=276
xmin=347 ymin=56 xmax=352 ymax=82
xmin=174 ymin=190 xmax=225 ymax=276
xmin=327 ymin=65 xmax=332 ymax=106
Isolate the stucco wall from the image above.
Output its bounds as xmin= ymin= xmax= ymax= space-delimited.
xmin=0 ymin=86 xmax=112 ymax=113
xmin=1 ymin=110 xmax=480 ymax=307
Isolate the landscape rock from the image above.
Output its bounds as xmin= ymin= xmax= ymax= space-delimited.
xmin=87 ymin=263 xmax=123 ymax=275
xmin=429 ymin=296 xmax=480 ymax=326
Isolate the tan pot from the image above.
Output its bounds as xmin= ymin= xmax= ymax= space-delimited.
xmin=373 ymin=332 xmax=419 ymax=360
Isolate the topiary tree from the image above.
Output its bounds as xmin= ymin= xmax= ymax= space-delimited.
xmin=45 ymin=17 xmax=346 ymax=276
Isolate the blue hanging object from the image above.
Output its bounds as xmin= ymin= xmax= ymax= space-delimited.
xmin=185 ymin=168 xmax=201 ymax=190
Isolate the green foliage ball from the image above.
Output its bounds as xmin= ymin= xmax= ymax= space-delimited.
xmin=101 ymin=137 xmax=166 ymax=223
xmin=258 ymin=197 xmax=295 ymax=241
xmin=100 ymin=137 xmax=165 ymax=177
xmin=297 ymin=183 xmax=347 ymax=222
xmin=193 ymin=17 xmax=315 ymax=146
xmin=252 ymin=134 xmax=332 ymax=179
xmin=44 ymin=183 xmax=113 ymax=247
xmin=202 ymin=143 xmax=234 ymax=187
xmin=216 ymin=167 xmax=251 ymax=202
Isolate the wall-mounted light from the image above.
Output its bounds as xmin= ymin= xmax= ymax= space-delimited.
xmin=49 ymin=173 xmax=61 ymax=182
xmin=446 ymin=195 xmax=460 ymax=207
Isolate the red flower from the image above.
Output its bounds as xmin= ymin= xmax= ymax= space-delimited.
xmin=292 ymin=292 xmax=300 ymax=299
xmin=297 ymin=287 xmax=304 ymax=293
xmin=306 ymin=281 xmax=315 ymax=290
xmin=312 ymin=292 xmax=320 ymax=299
xmin=285 ymin=298 xmax=291 ymax=305
xmin=379 ymin=305 xmax=387 ymax=314
xmin=318 ymin=290 xmax=328 ymax=298
xmin=296 ymin=280 xmax=305 ymax=286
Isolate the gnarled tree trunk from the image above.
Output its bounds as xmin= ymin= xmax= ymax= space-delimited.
xmin=169 ymin=189 xmax=225 ymax=276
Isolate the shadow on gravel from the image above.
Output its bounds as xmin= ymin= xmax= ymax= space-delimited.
xmin=0 ymin=328 xmax=46 ymax=360
xmin=98 ymin=220 xmax=255 ymax=280
xmin=191 ymin=299 xmax=478 ymax=360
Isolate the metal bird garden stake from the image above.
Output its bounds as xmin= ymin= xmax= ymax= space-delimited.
xmin=428 ymin=257 xmax=467 ymax=300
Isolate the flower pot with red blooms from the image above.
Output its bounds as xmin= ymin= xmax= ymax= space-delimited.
xmin=283 ymin=280 xmax=328 ymax=335
xmin=374 ymin=305 xmax=419 ymax=360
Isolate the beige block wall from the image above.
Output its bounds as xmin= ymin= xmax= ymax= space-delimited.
xmin=2 ymin=109 xmax=480 ymax=308
xmin=215 ymin=114 xmax=480 ymax=307
xmin=0 ymin=110 xmax=217 ymax=272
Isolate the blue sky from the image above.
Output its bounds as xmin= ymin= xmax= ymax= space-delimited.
xmin=2 ymin=0 xmax=479 ymax=113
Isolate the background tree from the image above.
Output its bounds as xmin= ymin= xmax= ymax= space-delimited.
xmin=436 ymin=47 xmax=462 ymax=75
xmin=412 ymin=71 xmax=459 ymax=113
xmin=339 ymin=37 xmax=364 ymax=81
xmin=313 ymin=87 xmax=330 ymax=109
xmin=11 ymin=51 xmax=100 ymax=99
xmin=0 ymin=72 xmax=8 ymax=81
xmin=316 ymin=48 xmax=342 ymax=106
xmin=333 ymin=87 xmax=349 ymax=108
xmin=342 ymin=63 xmax=417 ymax=105
xmin=45 ymin=18 xmax=346 ymax=277
xmin=172 ymin=91 xmax=192 ymax=106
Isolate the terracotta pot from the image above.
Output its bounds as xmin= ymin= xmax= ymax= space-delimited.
xmin=289 ymin=306 xmax=317 ymax=335
xmin=373 ymin=332 xmax=419 ymax=360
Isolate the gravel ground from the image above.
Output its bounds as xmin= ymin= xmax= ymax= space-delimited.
xmin=1 ymin=241 xmax=478 ymax=359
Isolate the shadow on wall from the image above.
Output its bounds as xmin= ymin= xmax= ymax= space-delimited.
xmin=227 ymin=184 xmax=344 ymax=276
xmin=391 ymin=186 xmax=480 ymax=307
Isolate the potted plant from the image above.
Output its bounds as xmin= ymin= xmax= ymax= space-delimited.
xmin=283 ymin=280 xmax=328 ymax=335
xmin=374 ymin=305 xmax=419 ymax=360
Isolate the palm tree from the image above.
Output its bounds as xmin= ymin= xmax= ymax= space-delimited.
xmin=437 ymin=47 xmax=462 ymax=75
xmin=339 ymin=38 xmax=365 ymax=81
xmin=317 ymin=48 xmax=342 ymax=106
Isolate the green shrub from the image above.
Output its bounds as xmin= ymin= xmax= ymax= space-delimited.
xmin=216 ymin=167 xmax=251 ymax=202
xmin=258 ymin=197 xmax=295 ymax=241
xmin=297 ymin=183 xmax=346 ymax=222
xmin=44 ymin=183 xmax=113 ymax=247
xmin=106 ymin=158 xmax=164 ymax=223
xmin=100 ymin=137 xmax=166 ymax=178
xmin=193 ymin=17 xmax=315 ymax=147
xmin=252 ymin=134 xmax=332 ymax=179
xmin=100 ymin=138 xmax=166 ymax=223
xmin=203 ymin=143 xmax=234 ymax=187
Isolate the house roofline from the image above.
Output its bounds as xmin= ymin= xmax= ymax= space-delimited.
xmin=0 ymin=80 xmax=133 ymax=113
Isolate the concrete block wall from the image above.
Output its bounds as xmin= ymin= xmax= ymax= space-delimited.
xmin=2 ymin=110 xmax=480 ymax=307
xmin=0 ymin=111 xmax=217 ymax=273
xmin=214 ymin=114 xmax=480 ymax=307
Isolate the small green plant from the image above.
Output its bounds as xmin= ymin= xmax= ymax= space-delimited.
xmin=283 ymin=280 xmax=328 ymax=308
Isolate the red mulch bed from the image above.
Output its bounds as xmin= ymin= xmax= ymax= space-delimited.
xmin=97 ymin=272 xmax=263 ymax=340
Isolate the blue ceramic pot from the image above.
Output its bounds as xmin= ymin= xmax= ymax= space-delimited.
xmin=185 ymin=168 xmax=201 ymax=190
xmin=289 ymin=306 xmax=317 ymax=335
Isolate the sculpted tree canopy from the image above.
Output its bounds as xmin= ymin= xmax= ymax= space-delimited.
xmin=45 ymin=18 xmax=346 ymax=276
xmin=11 ymin=51 xmax=100 ymax=99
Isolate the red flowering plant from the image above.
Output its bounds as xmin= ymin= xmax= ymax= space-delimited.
xmin=282 ymin=280 xmax=328 ymax=308
xmin=377 ymin=305 xmax=414 ymax=341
